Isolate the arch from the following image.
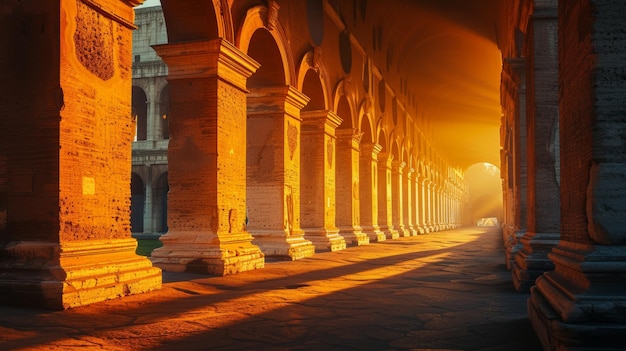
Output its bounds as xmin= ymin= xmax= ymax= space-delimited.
xmin=297 ymin=49 xmax=330 ymax=111
xmin=246 ymin=29 xmax=286 ymax=88
xmin=465 ymin=162 xmax=503 ymax=224
xmin=131 ymin=86 xmax=148 ymax=141
xmin=335 ymin=94 xmax=353 ymax=130
xmin=358 ymin=98 xmax=375 ymax=143
xmin=377 ymin=128 xmax=389 ymax=152
xmin=237 ymin=5 xmax=295 ymax=86
xmin=161 ymin=0 xmax=232 ymax=43
xmin=131 ymin=173 xmax=145 ymax=233
xmin=333 ymin=78 xmax=357 ymax=129
xmin=391 ymin=138 xmax=401 ymax=162
xmin=300 ymin=69 xmax=326 ymax=111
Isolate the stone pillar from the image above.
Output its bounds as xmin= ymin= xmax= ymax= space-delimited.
xmin=426 ymin=182 xmax=436 ymax=232
xmin=300 ymin=110 xmax=346 ymax=252
xmin=441 ymin=181 xmax=450 ymax=229
xmin=391 ymin=161 xmax=409 ymax=237
xmin=150 ymin=39 xmax=265 ymax=274
xmin=421 ymin=179 xmax=431 ymax=233
xmin=0 ymin=0 xmax=161 ymax=309
xmin=335 ymin=129 xmax=369 ymax=246
xmin=436 ymin=185 xmax=443 ymax=230
xmin=142 ymin=167 xmax=154 ymax=233
xmin=244 ymin=86 xmax=316 ymax=260
xmin=414 ymin=172 xmax=424 ymax=234
xmin=529 ymin=1 xmax=626 ymax=349
xmin=501 ymin=57 xmax=528 ymax=270
xmin=404 ymin=168 xmax=418 ymax=236
xmin=146 ymin=81 xmax=158 ymax=141
xmin=512 ymin=3 xmax=560 ymax=292
xmin=377 ymin=153 xmax=399 ymax=239
xmin=359 ymin=143 xmax=386 ymax=242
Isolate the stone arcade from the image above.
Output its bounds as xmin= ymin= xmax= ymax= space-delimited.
xmin=1 ymin=0 xmax=625 ymax=350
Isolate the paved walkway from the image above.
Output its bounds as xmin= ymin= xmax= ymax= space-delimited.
xmin=0 ymin=227 xmax=542 ymax=351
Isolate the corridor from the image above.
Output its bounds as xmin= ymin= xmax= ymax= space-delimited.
xmin=0 ymin=226 xmax=541 ymax=350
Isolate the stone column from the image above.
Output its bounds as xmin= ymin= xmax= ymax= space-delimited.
xmin=142 ymin=167 xmax=154 ymax=233
xmin=529 ymin=1 xmax=626 ymax=349
xmin=404 ymin=168 xmax=418 ymax=236
xmin=391 ymin=161 xmax=409 ymax=237
xmin=335 ymin=129 xmax=369 ymax=246
xmin=422 ymin=179 xmax=431 ymax=233
xmin=512 ymin=3 xmax=560 ymax=292
xmin=300 ymin=110 xmax=346 ymax=252
xmin=427 ymin=182 xmax=436 ymax=232
xmin=359 ymin=143 xmax=386 ymax=242
xmin=245 ymin=86 xmax=316 ymax=260
xmin=146 ymin=80 xmax=158 ymax=141
xmin=416 ymin=173 xmax=426 ymax=233
xmin=501 ymin=57 xmax=528 ymax=270
xmin=0 ymin=0 xmax=161 ymax=309
xmin=436 ymin=185 xmax=443 ymax=230
xmin=377 ymin=153 xmax=399 ymax=239
xmin=150 ymin=39 xmax=265 ymax=274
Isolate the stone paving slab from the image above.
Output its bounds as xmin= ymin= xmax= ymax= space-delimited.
xmin=0 ymin=226 xmax=542 ymax=351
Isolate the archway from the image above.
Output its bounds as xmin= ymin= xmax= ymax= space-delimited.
xmin=465 ymin=162 xmax=503 ymax=226
xmin=132 ymin=86 xmax=148 ymax=141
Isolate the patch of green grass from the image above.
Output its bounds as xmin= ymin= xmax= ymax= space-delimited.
xmin=135 ymin=238 xmax=163 ymax=257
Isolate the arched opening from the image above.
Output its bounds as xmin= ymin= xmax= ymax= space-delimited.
xmin=132 ymin=86 xmax=148 ymax=141
xmin=245 ymin=27 xmax=288 ymax=238
xmin=301 ymin=70 xmax=325 ymax=111
xmin=130 ymin=173 xmax=145 ymax=233
xmin=335 ymin=95 xmax=356 ymax=235
xmin=247 ymin=29 xmax=286 ymax=89
xmin=300 ymin=68 xmax=327 ymax=233
xmin=465 ymin=162 xmax=503 ymax=226
xmin=161 ymin=0 xmax=220 ymax=43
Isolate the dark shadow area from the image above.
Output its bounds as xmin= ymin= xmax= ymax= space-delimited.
xmin=0 ymin=227 xmax=541 ymax=351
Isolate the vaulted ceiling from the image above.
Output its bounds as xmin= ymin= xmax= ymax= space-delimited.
xmin=331 ymin=0 xmax=505 ymax=170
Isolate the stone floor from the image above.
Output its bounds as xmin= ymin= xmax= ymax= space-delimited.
xmin=0 ymin=226 xmax=542 ymax=351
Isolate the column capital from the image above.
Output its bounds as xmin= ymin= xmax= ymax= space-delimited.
xmin=301 ymin=109 xmax=343 ymax=132
xmin=378 ymin=152 xmax=394 ymax=168
xmin=248 ymin=86 xmax=310 ymax=120
xmin=391 ymin=160 xmax=406 ymax=173
xmin=360 ymin=142 xmax=383 ymax=158
xmin=153 ymin=38 xmax=260 ymax=91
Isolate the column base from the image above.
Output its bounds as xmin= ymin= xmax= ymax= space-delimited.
xmin=529 ymin=282 xmax=626 ymax=350
xmin=505 ymin=229 xmax=526 ymax=270
xmin=250 ymin=229 xmax=315 ymax=260
xmin=304 ymin=227 xmax=346 ymax=252
xmin=151 ymin=231 xmax=265 ymax=275
xmin=512 ymin=232 xmax=559 ymax=292
xmin=337 ymin=226 xmax=370 ymax=246
xmin=361 ymin=225 xmax=386 ymax=242
xmin=527 ymin=243 xmax=626 ymax=350
xmin=380 ymin=225 xmax=400 ymax=239
xmin=406 ymin=225 xmax=418 ymax=236
xmin=0 ymin=239 xmax=162 ymax=310
xmin=395 ymin=224 xmax=411 ymax=237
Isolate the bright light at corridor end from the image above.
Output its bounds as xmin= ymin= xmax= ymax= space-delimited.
xmin=465 ymin=163 xmax=503 ymax=226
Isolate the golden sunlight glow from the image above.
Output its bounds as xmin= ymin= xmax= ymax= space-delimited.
xmin=465 ymin=163 xmax=503 ymax=224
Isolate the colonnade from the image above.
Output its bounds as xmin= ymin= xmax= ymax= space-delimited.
xmin=0 ymin=0 xmax=467 ymax=310
xmin=499 ymin=0 xmax=626 ymax=349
